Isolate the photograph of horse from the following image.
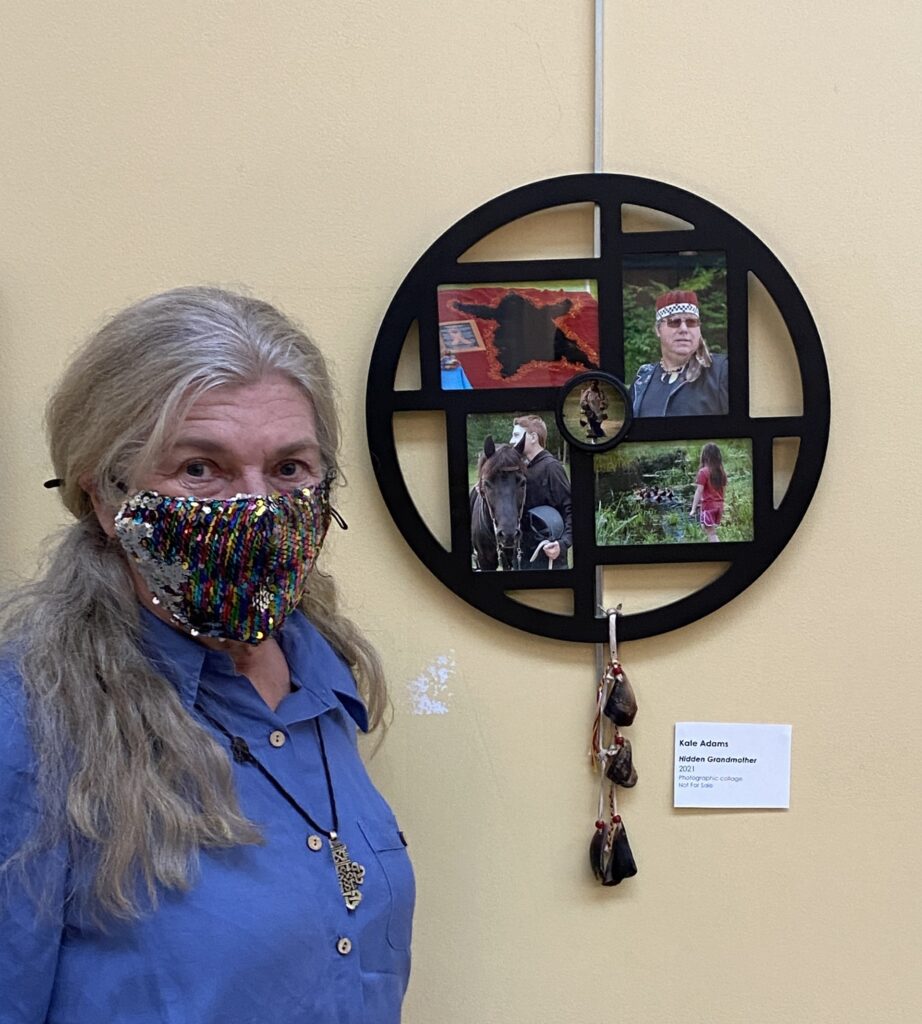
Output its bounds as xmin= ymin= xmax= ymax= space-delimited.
xmin=470 ymin=435 xmax=528 ymax=571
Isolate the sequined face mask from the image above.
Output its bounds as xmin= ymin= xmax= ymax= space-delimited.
xmin=113 ymin=476 xmax=334 ymax=644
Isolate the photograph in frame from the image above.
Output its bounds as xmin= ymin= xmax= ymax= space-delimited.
xmin=559 ymin=374 xmax=629 ymax=449
xmin=467 ymin=411 xmax=572 ymax=571
xmin=594 ymin=438 xmax=753 ymax=545
xmin=439 ymin=320 xmax=485 ymax=355
xmin=439 ymin=280 xmax=599 ymax=389
xmin=622 ymin=252 xmax=728 ymax=417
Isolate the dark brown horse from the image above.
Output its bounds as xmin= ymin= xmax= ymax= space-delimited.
xmin=470 ymin=435 xmax=527 ymax=571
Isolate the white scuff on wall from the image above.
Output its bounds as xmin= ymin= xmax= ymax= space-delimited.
xmin=405 ymin=652 xmax=456 ymax=715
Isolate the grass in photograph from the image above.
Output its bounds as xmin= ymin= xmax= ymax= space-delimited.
xmin=595 ymin=439 xmax=753 ymax=545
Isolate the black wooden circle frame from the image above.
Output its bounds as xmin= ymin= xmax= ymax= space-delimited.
xmin=555 ymin=371 xmax=633 ymax=455
xmin=366 ymin=174 xmax=830 ymax=643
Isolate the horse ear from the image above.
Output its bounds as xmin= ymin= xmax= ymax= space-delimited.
xmin=513 ymin=434 xmax=526 ymax=455
xmin=484 ymin=435 xmax=496 ymax=458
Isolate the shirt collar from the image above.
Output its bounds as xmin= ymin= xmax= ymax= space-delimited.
xmin=137 ymin=606 xmax=369 ymax=732
xmin=138 ymin=607 xmax=208 ymax=709
xmin=277 ymin=613 xmax=369 ymax=732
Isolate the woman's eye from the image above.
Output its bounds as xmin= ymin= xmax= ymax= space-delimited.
xmin=277 ymin=460 xmax=312 ymax=480
xmin=183 ymin=461 xmax=212 ymax=480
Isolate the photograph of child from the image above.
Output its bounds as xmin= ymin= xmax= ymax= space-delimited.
xmin=594 ymin=438 xmax=752 ymax=546
xmin=690 ymin=443 xmax=727 ymax=542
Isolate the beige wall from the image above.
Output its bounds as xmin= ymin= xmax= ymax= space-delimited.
xmin=1 ymin=2 xmax=920 ymax=1021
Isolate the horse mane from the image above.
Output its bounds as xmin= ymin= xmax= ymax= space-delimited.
xmin=478 ymin=442 xmax=526 ymax=482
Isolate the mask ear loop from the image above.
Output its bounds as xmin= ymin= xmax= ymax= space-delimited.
xmin=318 ymin=467 xmax=348 ymax=530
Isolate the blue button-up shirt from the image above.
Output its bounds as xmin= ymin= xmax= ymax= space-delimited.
xmin=0 ymin=610 xmax=414 ymax=1023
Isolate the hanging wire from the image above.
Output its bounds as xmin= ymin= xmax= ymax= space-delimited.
xmin=589 ymin=6 xmax=636 ymax=886
xmin=594 ymin=0 xmax=604 ymax=177
xmin=593 ymin=1 xmax=606 ymax=651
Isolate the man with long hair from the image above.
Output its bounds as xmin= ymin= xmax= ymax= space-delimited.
xmin=630 ymin=290 xmax=729 ymax=416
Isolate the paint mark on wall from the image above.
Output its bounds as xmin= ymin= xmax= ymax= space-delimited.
xmin=406 ymin=652 xmax=455 ymax=714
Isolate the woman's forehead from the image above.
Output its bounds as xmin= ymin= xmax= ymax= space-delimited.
xmin=164 ymin=377 xmax=319 ymax=456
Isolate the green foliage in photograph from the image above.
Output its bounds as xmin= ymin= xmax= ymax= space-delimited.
xmin=595 ymin=439 xmax=752 ymax=545
xmin=466 ymin=412 xmax=565 ymax=486
xmin=623 ymin=263 xmax=727 ymax=385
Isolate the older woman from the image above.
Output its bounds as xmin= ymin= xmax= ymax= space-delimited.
xmin=0 ymin=288 xmax=414 ymax=1023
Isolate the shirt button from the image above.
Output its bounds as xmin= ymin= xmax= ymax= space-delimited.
xmin=336 ymin=937 xmax=352 ymax=956
xmin=306 ymin=834 xmax=323 ymax=852
xmin=268 ymin=730 xmax=286 ymax=748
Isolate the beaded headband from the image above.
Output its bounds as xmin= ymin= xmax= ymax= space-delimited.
xmin=655 ymin=301 xmax=700 ymax=322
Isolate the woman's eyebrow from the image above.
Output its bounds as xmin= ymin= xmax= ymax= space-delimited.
xmin=272 ymin=439 xmax=322 ymax=458
xmin=167 ymin=437 xmax=321 ymax=458
xmin=167 ymin=437 xmax=228 ymax=455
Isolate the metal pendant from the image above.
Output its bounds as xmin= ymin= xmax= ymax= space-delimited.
xmin=330 ymin=834 xmax=365 ymax=910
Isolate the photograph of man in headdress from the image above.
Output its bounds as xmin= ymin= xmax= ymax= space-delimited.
xmin=629 ymin=290 xmax=728 ymax=417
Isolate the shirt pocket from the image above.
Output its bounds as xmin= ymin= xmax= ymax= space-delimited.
xmin=357 ymin=817 xmax=415 ymax=953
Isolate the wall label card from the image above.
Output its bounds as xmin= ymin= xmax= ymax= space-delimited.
xmin=673 ymin=722 xmax=792 ymax=809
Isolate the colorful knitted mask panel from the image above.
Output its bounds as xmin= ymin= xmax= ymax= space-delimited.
xmin=114 ymin=478 xmax=332 ymax=643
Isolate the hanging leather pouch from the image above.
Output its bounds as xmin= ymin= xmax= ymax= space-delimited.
xmin=589 ymin=821 xmax=638 ymax=886
xmin=603 ymin=663 xmax=637 ymax=727
xmin=605 ymin=737 xmax=638 ymax=788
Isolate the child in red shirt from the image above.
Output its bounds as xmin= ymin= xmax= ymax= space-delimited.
xmin=690 ymin=443 xmax=727 ymax=542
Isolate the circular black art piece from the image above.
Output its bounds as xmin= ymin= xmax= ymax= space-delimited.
xmin=366 ymin=174 xmax=830 ymax=642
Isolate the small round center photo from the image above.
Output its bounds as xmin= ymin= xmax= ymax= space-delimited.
xmin=557 ymin=371 xmax=632 ymax=453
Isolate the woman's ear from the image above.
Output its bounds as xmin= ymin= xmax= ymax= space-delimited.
xmin=80 ymin=476 xmax=118 ymax=539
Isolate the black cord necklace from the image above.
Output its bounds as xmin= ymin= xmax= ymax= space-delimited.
xmin=195 ymin=705 xmax=366 ymax=911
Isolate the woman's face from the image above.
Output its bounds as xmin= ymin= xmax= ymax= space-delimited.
xmin=89 ymin=372 xmax=326 ymax=638
xmin=140 ymin=373 xmax=323 ymax=500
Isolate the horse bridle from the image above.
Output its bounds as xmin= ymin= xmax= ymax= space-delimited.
xmin=476 ymin=473 xmax=526 ymax=570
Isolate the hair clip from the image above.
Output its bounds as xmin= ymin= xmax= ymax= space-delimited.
xmin=43 ymin=478 xmax=64 ymax=489
xmin=329 ymin=507 xmax=348 ymax=530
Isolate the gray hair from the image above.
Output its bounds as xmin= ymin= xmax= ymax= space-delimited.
xmin=50 ymin=286 xmax=342 ymax=512
xmin=1 ymin=286 xmax=386 ymax=921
